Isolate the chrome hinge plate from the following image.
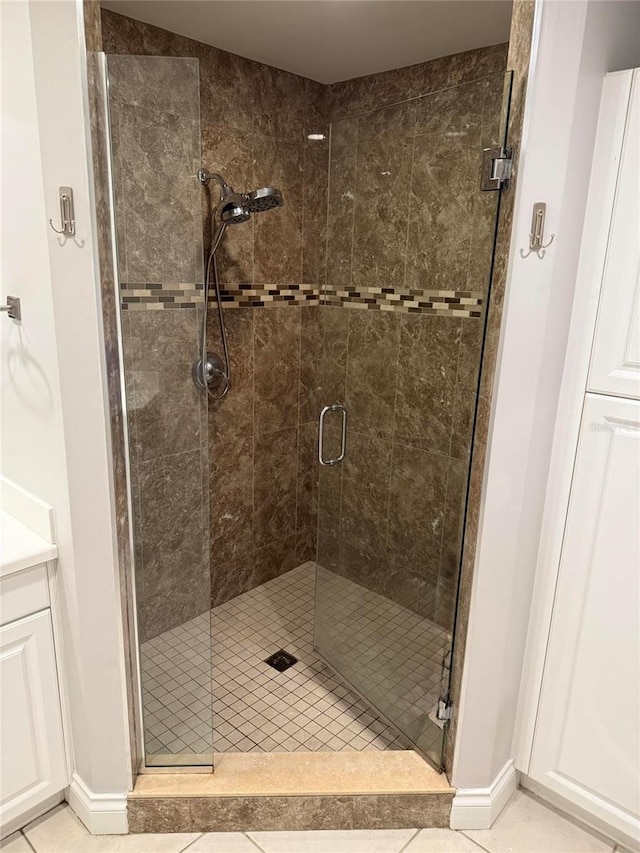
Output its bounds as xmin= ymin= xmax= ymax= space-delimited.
xmin=481 ymin=146 xmax=513 ymax=191
xmin=436 ymin=696 xmax=453 ymax=725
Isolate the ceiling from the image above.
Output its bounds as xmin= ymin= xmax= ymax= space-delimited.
xmin=100 ymin=1 xmax=513 ymax=84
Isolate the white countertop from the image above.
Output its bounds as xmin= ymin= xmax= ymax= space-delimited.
xmin=1 ymin=511 xmax=58 ymax=577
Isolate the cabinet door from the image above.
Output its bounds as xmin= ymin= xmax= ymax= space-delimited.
xmin=0 ymin=610 xmax=68 ymax=827
xmin=588 ymin=71 xmax=640 ymax=399
xmin=530 ymin=394 xmax=640 ymax=844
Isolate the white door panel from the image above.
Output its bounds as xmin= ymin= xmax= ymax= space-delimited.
xmin=530 ymin=394 xmax=640 ymax=843
xmin=589 ymin=73 xmax=640 ymax=399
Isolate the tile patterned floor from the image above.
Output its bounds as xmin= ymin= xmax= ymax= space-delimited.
xmin=8 ymin=791 xmax=624 ymax=852
xmin=141 ymin=562 xmax=450 ymax=759
xmin=315 ymin=565 xmax=451 ymax=761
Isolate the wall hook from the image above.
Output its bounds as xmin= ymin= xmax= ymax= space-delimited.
xmin=48 ymin=186 xmax=76 ymax=237
xmin=521 ymin=201 xmax=555 ymax=258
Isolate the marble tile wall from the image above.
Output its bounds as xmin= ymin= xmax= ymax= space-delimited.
xmin=101 ymin=9 xmax=329 ymax=295
xmin=100 ymin=7 xmax=509 ymax=634
xmin=316 ymin=69 xmax=507 ymax=630
xmin=101 ymin=9 xmax=328 ymax=612
xmin=205 ymin=305 xmax=322 ymax=606
xmin=328 ymin=43 xmax=508 ymax=122
xmin=107 ymin=55 xmax=210 ymax=641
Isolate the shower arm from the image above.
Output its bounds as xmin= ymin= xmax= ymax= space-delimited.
xmin=197 ymin=168 xmax=233 ymax=198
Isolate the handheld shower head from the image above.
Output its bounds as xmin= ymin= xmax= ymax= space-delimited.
xmin=244 ymin=187 xmax=284 ymax=213
xmin=217 ymin=195 xmax=251 ymax=225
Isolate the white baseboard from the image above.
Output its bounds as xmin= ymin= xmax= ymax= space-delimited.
xmin=450 ymin=759 xmax=518 ymax=830
xmin=67 ymin=773 xmax=128 ymax=835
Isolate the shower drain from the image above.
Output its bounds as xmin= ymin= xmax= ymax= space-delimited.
xmin=264 ymin=649 xmax=298 ymax=672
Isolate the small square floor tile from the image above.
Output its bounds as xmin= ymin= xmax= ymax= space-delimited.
xmin=140 ymin=563 xmax=444 ymax=757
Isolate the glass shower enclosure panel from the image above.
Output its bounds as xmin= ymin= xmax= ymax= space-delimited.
xmin=315 ymin=72 xmax=513 ymax=769
xmin=105 ymin=55 xmax=213 ymax=767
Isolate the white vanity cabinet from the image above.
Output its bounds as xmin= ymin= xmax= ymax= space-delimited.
xmin=0 ymin=516 xmax=68 ymax=837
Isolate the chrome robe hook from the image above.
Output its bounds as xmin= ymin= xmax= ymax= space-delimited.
xmin=521 ymin=202 xmax=555 ymax=258
xmin=49 ymin=186 xmax=76 ymax=237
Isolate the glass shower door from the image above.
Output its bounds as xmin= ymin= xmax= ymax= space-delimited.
xmin=314 ymin=72 xmax=513 ymax=769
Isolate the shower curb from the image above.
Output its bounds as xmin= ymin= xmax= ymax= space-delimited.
xmin=127 ymin=792 xmax=454 ymax=832
xmin=127 ymin=752 xmax=454 ymax=832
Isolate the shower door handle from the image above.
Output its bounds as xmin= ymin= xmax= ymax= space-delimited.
xmin=318 ymin=403 xmax=347 ymax=466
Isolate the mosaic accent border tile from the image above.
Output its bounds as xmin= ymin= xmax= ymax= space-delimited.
xmin=216 ymin=284 xmax=319 ymax=308
xmin=321 ymin=286 xmax=483 ymax=318
xmin=120 ymin=282 xmax=202 ymax=310
xmin=119 ymin=283 xmax=319 ymax=310
xmin=120 ymin=282 xmax=483 ymax=317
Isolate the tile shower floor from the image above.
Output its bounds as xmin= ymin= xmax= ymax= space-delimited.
xmin=141 ymin=562 xmax=449 ymax=757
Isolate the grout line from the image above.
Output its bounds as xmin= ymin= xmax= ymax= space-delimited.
xmin=459 ymin=832 xmax=495 ymax=853
xmin=176 ymin=832 xmax=204 ymax=853
xmin=294 ymin=305 xmax=303 ymax=546
xmin=245 ymin=833 xmax=271 ymax=853
xmin=18 ymin=831 xmax=38 ymax=853
xmin=397 ymin=827 xmax=421 ymax=852
xmin=401 ymin=107 xmax=418 ymax=292
xmin=250 ymin=305 xmax=256 ymax=569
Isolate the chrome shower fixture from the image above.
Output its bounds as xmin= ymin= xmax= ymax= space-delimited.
xmin=244 ymin=186 xmax=284 ymax=213
xmin=197 ymin=169 xmax=284 ymax=222
xmin=193 ymin=169 xmax=284 ymax=400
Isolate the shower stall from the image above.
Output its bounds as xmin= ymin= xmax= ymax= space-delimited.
xmin=99 ymin=22 xmax=512 ymax=774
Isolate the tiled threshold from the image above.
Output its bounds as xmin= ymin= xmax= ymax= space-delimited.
xmin=128 ymin=751 xmax=454 ymax=833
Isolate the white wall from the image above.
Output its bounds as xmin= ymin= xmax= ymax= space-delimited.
xmin=452 ymin=0 xmax=640 ymax=791
xmin=0 ymin=0 xmax=132 ymax=807
xmin=0 ymin=1 xmax=69 ymax=512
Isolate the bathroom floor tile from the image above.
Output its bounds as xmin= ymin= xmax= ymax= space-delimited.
xmin=404 ymin=828 xmax=484 ymax=851
xmin=247 ymin=829 xmax=418 ymax=853
xmin=186 ymin=832 xmax=262 ymax=851
xmin=463 ymin=791 xmax=616 ymax=853
xmin=140 ymin=562 xmax=450 ymax=755
xmin=22 ymin=804 xmax=199 ymax=853
xmin=0 ymin=833 xmax=32 ymax=852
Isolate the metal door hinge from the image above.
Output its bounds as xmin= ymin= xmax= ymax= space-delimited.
xmin=481 ymin=147 xmax=513 ymax=191
xmin=436 ymin=696 xmax=453 ymax=725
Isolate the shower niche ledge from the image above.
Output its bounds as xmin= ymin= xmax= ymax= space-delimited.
xmin=127 ymin=752 xmax=455 ymax=832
